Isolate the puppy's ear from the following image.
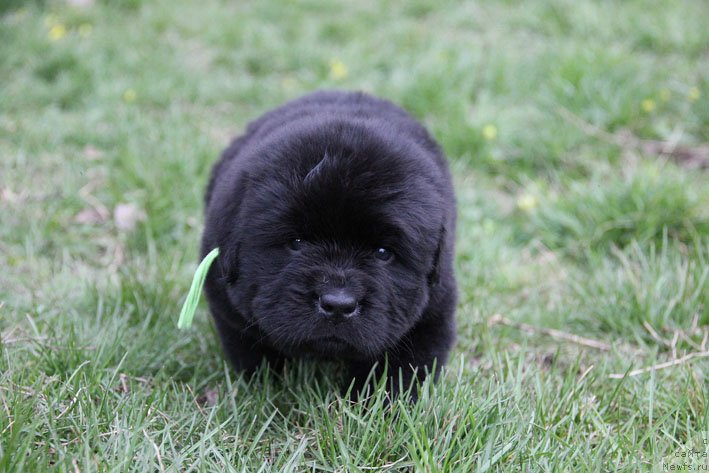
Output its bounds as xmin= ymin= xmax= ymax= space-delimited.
xmin=427 ymin=226 xmax=445 ymax=286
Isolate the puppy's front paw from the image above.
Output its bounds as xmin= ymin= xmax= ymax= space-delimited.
xmin=342 ymin=363 xmax=420 ymax=403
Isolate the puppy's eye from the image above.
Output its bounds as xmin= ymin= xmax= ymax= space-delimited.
xmin=289 ymin=238 xmax=304 ymax=251
xmin=374 ymin=247 xmax=393 ymax=261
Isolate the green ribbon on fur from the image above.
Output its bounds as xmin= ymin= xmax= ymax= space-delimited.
xmin=177 ymin=247 xmax=220 ymax=329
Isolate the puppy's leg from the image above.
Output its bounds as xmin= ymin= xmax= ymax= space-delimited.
xmin=386 ymin=317 xmax=455 ymax=400
xmin=344 ymin=316 xmax=455 ymax=402
xmin=213 ymin=314 xmax=284 ymax=374
xmin=203 ymin=269 xmax=285 ymax=374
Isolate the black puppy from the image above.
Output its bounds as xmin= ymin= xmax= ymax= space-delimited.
xmin=201 ymin=91 xmax=457 ymax=398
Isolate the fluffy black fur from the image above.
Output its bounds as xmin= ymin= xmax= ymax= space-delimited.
xmin=201 ymin=90 xmax=457 ymax=398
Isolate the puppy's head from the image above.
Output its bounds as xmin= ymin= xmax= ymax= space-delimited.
xmin=210 ymin=121 xmax=450 ymax=360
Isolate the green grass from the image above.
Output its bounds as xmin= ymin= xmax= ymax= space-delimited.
xmin=1 ymin=0 xmax=708 ymax=470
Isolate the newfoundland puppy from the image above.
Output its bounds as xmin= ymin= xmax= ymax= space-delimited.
xmin=201 ymin=90 xmax=457 ymax=398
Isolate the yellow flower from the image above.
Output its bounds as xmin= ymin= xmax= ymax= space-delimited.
xmin=688 ymin=86 xmax=700 ymax=102
xmin=122 ymin=89 xmax=137 ymax=103
xmin=517 ymin=194 xmax=537 ymax=212
xmin=659 ymin=88 xmax=671 ymax=102
xmin=48 ymin=24 xmax=67 ymax=41
xmin=482 ymin=124 xmax=497 ymax=141
xmin=78 ymin=23 xmax=93 ymax=37
xmin=44 ymin=14 xmax=59 ymax=28
xmin=281 ymin=76 xmax=297 ymax=90
xmin=641 ymin=98 xmax=656 ymax=113
xmin=329 ymin=59 xmax=348 ymax=80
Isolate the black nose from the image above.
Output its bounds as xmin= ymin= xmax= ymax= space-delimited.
xmin=318 ymin=289 xmax=358 ymax=322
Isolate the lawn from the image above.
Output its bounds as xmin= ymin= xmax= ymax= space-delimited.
xmin=1 ymin=0 xmax=708 ymax=471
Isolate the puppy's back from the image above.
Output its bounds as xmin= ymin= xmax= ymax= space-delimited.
xmin=205 ymin=91 xmax=445 ymax=207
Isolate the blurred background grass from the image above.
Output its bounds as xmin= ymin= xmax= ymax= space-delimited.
xmin=0 ymin=0 xmax=707 ymax=470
